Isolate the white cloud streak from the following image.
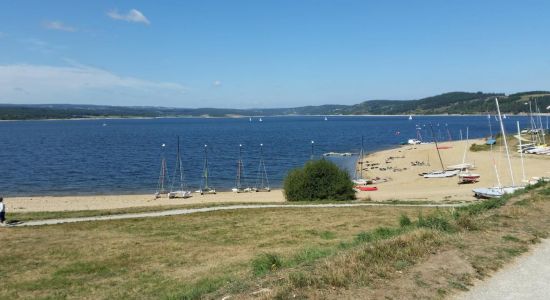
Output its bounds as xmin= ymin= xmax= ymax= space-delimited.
xmin=107 ymin=9 xmax=150 ymax=25
xmin=43 ymin=21 xmax=77 ymax=32
xmin=0 ymin=63 xmax=187 ymax=105
xmin=213 ymin=80 xmax=222 ymax=87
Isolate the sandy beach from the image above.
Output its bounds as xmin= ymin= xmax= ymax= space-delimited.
xmin=4 ymin=138 xmax=550 ymax=212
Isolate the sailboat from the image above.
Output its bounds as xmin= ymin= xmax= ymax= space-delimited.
xmin=253 ymin=143 xmax=270 ymax=192
xmin=324 ymin=116 xmax=328 ymax=121
xmin=422 ymin=124 xmax=459 ymax=178
xmin=197 ymin=144 xmax=216 ymax=195
xmin=353 ymin=136 xmax=370 ymax=185
xmin=408 ymin=115 xmax=413 ymax=120
xmin=154 ymin=143 xmax=168 ymax=198
xmin=232 ymin=144 xmax=252 ymax=193
xmin=168 ymin=137 xmax=192 ymax=199
xmin=259 ymin=117 xmax=263 ymax=122
xmin=453 ymin=127 xmax=480 ymax=184
xmin=473 ymin=98 xmax=524 ymax=198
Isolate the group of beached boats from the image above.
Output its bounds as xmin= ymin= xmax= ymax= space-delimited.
xmin=154 ymin=138 xmax=270 ymax=199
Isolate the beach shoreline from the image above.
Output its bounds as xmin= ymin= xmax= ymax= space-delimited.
xmin=4 ymin=138 xmax=550 ymax=213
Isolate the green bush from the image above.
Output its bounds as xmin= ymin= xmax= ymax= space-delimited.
xmin=399 ymin=214 xmax=412 ymax=227
xmin=251 ymin=253 xmax=283 ymax=276
xmin=283 ymin=159 xmax=356 ymax=201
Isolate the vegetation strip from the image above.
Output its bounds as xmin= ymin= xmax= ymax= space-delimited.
xmin=206 ymin=182 xmax=550 ymax=299
xmin=8 ymin=202 xmax=465 ymax=227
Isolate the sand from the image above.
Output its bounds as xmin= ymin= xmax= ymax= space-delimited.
xmin=355 ymin=138 xmax=550 ymax=202
xmin=4 ymin=138 xmax=550 ymax=212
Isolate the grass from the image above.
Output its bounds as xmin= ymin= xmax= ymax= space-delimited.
xmin=2 ymin=181 xmax=549 ymax=299
xmin=0 ymin=206 xmax=427 ymax=299
xmin=7 ymin=199 xmax=382 ymax=222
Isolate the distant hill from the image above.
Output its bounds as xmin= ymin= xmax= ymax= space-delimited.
xmin=1 ymin=91 xmax=549 ymax=120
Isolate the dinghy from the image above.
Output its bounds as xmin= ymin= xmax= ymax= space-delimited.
xmin=168 ymin=137 xmax=192 ymax=199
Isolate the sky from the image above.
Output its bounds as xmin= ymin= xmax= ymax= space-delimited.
xmin=0 ymin=0 xmax=550 ymax=108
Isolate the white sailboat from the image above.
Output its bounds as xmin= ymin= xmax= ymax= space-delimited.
xmin=197 ymin=144 xmax=216 ymax=195
xmin=353 ymin=136 xmax=370 ymax=185
xmin=253 ymin=143 xmax=270 ymax=192
xmin=168 ymin=137 xmax=192 ymax=199
xmin=408 ymin=115 xmax=413 ymax=120
xmin=154 ymin=143 xmax=168 ymax=198
xmin=473 ymin=98 xmax=524 ymax=198
xmin=452 ymin=127 xmax=481 ymax=183
xmin=423 ymin=124 xmax=459 ymax=178
xmin=232 ymin=144 xmax=252 ymax=193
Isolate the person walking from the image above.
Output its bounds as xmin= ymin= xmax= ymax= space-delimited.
xmin=0 ymin=197 xmax=5 ymax=225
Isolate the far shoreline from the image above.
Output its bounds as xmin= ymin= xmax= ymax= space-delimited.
xmin=0 ymin=113 xmax=541 ymax=122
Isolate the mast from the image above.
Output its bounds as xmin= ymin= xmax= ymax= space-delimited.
xmin=495 ymin=98 xmax=515 ymax=187
xmin=461 ymin=127 xmax=469 ymax=165
xmin=517 ymin=121 xmax=526 ymax=182
xmin=236 ymin=144 xmax=243 ymax=189
xmin=535 ymin=99 xmax=546 ymax=143
xmin=429 ymin=123 xmax=445 ymax=170
xmin=157 ymin=143 xmax=167 ymax=195
xmin=488 ymin=114 xmax=493 ymax=138
xmin=360 ymin=135 xmax=364 ymax=179
xmin=256 ymin=143 xmax=270 ymax=190
xmin=177 ymin=137 xmax=184 ymax=191
xmin=203 ymin=144 xmax=209 ymax=190
xmin=310 ymin=140 xmax=315 ymax=160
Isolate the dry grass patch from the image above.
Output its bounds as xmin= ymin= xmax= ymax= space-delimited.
xmin=0 ymin=206 xmax=429 ymax=299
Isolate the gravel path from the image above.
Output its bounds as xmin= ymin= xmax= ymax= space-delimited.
xmin=456 ymin=238 xmax=550 ymax=300
xmin=8 ymin=202 xmax=464 ymax=227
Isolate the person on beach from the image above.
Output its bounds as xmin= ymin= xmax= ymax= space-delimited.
xmin=0 ymin=197 xmax=5 ymax=225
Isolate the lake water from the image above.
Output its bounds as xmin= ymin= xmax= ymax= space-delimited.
xmin=0 ymin=115 xmax=534 ymax=196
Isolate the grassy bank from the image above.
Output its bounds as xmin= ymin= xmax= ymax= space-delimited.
xmin=6 ymin=199 xmax=460 ymax=222
xmin=1 ymin=182 xmax=549 ymax=299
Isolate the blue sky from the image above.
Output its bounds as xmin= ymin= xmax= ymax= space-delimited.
xmin=1 ymin=0 xmax=549 ymax=108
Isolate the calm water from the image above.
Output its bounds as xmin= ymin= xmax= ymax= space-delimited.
xmin=0 ymin=115 xmax=533 ymax=196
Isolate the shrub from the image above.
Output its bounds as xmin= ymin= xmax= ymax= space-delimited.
xmin=399 ymin=214 xmax=412 ymax=227
xmin=251 ymin=253 xmax=282 ymax=276
xmin=283 ymin=159 xmax=356 ymax=201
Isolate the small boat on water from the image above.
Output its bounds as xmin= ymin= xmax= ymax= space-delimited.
xmin=408 ymin=115 xmax=413 ymax=120
xmin=168 ymin=137 xmax=192 ymax=199
xmin=324 ymin=116 xmax=328 ymax=121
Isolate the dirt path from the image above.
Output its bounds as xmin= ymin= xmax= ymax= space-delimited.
xmin=6 ymin=203 xmax=464 ymax=227
xmin=456 ymin=239 xmax=550 ymax=300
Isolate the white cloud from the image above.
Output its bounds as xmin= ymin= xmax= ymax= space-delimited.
xmin=213 ymin=80 xmax=222 ymax=87
xmin=107 ymin=9 xmax=150 ymax=25
xmin=43 ymin=21 xmax=77 ymax=32
xmin=0 ymin=63 xmax=187 ymax=106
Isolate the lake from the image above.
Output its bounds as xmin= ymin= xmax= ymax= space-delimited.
xmin=0 ymin=115 xmax=534 ymax=196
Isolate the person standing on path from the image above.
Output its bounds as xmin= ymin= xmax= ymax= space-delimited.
xmin=0 ymin=197 xmax=5 ymax=225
